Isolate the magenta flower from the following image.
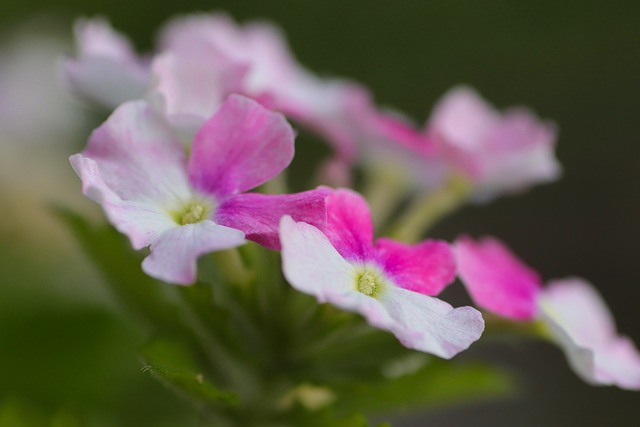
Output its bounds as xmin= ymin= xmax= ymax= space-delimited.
xmin=70 ymin=94 xmax=328 ymax=285
xmin=427 ymin=86 xmax=561 ymax=201
xmin=62 ymin=18 xmax=150 ymax=108
xmin=280 ymin=189 xmax=484 ymax=358
xmin=455 ymin=236 xmax=640 ymax=389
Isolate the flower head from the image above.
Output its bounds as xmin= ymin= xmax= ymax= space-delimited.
xmin=455 ymin=235 xmax=640 ymax=389
xmin=280 ymin=189 xmax=484 ymax=358
xmin=71 ymin=94 xmax=328 ymax=284
xmin=428 ymin=86 xmax=561 ymax=201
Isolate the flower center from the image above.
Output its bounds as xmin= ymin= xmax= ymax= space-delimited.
xmin=171 ymin=199 xmax=214 ymax=225
xmin=354 ymin=269 xmax=386 ymax=299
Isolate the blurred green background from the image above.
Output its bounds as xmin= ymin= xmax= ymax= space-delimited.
xmin=1 ymin=0 xmax=639 ymax=425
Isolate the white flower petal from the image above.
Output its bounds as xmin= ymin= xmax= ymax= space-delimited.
xmin=279 ymin=216 xmax=354 ymax=301
xmin=539 ymin=278 xmax=640 ymax=389
xmin=142 ymin=221 xmax=245 ymax=285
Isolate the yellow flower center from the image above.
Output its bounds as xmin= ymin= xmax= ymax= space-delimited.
xmin=354 ymin=268 xmax=386 ymax=299
xmin=170 ymin=199 xmax=214 ymax=225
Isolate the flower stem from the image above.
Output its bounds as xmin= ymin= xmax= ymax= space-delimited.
xmin=212 ymin=248 xmax=255 ymax=289
xmin=362 ymin=166 xmax=410 ymax=228
xmin=388 ymin=174 xmax=471 ymax=242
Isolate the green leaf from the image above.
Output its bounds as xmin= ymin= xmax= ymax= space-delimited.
xmin=0 ymin=399 xmax=46 ymax=427
xmin=333 ymin=357 xmax=513 ymax=415
xmin=284 ymin=405 xmax=378 ymax=427
xmin=140 ymin=338 xmax=238 ymax=408
xmin=54 ymin=208 xmax=182 ymax=332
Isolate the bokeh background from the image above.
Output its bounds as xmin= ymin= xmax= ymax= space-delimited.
xmin=1 ymin=1 xmax=639 ymax=425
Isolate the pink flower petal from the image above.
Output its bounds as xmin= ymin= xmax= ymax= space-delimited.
xmin=379 ymin=287 xmax=485 ymax=359
xmin=150 ymin=37 xmax=248 ymax=125
xmin=280 ymin=215 xmax=355 ymax=300
xmin=142 ymin=221 xmax=245 ymax=285
xmin=428 ymin=86 xmax=560 ymax=201
xmin=188 ymin=95 xmax=295 ymax=199
xmin=455 ymin=236 xmax=542 ymax=320
xmin=429 ymin=86 xmax=498 ymax=154
xmin=375 ymin=238 xmax=456 ymax=296
xmin=538 ymin=278 xmax=640 ymax=389
xmin=324 ymin=188 xmax=375 ymax=263
xmin=62 ymin=18 xmax=149 ymax=108
xmin=215 ymin=188 xmax=330 ymax=250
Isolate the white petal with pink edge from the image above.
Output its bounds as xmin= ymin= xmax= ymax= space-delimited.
xmin=539 ymin=278 xmax=640 ymax=389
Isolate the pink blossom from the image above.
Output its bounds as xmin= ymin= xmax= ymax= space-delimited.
xmin=280 ymin=189 xmax=484 ymax=358
xmin=428 ymin=86 xmax=561 ymax=201
xmin=62 ymin=18 xmax=150 ymax=108
xmin=153 ymin=13 xmax=366 ymax=170
xmin=455 ymin=236 xmax=640 ymax=389
xmin=70 ymin=94 xmax=328 ymax=284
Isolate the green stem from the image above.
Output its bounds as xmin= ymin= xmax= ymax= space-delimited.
xmin=212 ymin=248 xmax=255 ymax=289
xmin=362 ymin=166 xmax=411 ymax=229
xmin=262 ymin=170 xmax=288 ymax=194
xmin=388 ymin=174 xmax=471 ymax=243
xmin=482 ymin=312 xmax=551 ymax=340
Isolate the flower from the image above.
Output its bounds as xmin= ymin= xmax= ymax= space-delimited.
xmin=62 ymin=18 xmax=150 ymax=108
xmin=70 ymin=94 xmax=328 ymax=284
xmin=455 ymin=236 xmax=640 ymax=389
xmin=63 ymin=14 xmax=372 ymax=179
xmin=427 ymin=86 xmax=561 ymax=201
xmin=279 ymin=189 xmax=484 ymax=358
xmin=153 ymin=13 xmax=365 ymax=170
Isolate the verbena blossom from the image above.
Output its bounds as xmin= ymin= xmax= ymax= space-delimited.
xmin=62 ymin=18 xmax=150 ymax=108
xmin=455 ymin=236 xmax=640 ymax=389
xmin=427 ymin=86 xmax=561 ymax=201
xmin=63 ymin=15 xmax=437 ymax=185
xmin=70 ymin=94 xmax=328 ymax=284
xmin=279 ymin=189 xmax=484 ymax=358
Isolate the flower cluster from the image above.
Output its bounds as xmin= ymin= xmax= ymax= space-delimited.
xmin=66 ymin=12 xmax=639 ymax=393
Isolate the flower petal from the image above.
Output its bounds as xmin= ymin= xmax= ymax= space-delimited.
xmin=324 ymin=188 xmax=375 ymax=263
xmin=280 ymin=216 xmax=354 ymax=299
xmin=80 ymin=100 xmax=192 ymax=204
xmin=538 ymin=278 xmax=640 ymax=389
xmin=188 ymin=94 xmax=295 ymax=199
xmin=428 ymin=86 xmax=560 ymax=201
xmin=455 ymin=236 xmax=542 ymax=320
xmin=142 ymin=221 xmax=245 ymax=285
xmin=375 ymin=238 xmax=456 ymax=296
xmin=62 ymin=18 xmax=149 ymax=108
xmin=69 ymin=154 xmax=177 ymax=249
xmin=70 ymin=101 xmax=193 ymax=249
xmin=378 ymin=286 xmax=485 ymax=359
xmin=429 ymin=86 xmax=498 ymax=153
xmin=215 ymin=188 xmax=330 ymax=250
xmin=150 ymin=39 xmax=248 ymax=125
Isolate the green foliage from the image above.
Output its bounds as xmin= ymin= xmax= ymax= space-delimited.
xmin=54 ymin=208 xmax=182 ymax=331
xmin=57 ymin=208 xmax=514 ymax=426
xmin=140 ymin=339 xmax=238 ymax=408
xmin=333 ymin=357 xmax=513 ymax=415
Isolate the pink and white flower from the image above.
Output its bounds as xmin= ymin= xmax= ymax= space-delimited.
xmin=455 ymin=236 xmax=640 ymax=389
xmin=62 ymin=18 xmax=150 ymax=108
xmin=153 ymin=13 xmax=366 ymax=169
xmin=280 ymin=189 xmax=484 ymax=358
xmin=70 ymin=94 xmax=328 ymax=284
xmin=427 ymin=86 xmax=561 ymax=201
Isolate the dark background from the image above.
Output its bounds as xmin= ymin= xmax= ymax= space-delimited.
xmin=1 ymin=1 xmax=639 ymax=425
